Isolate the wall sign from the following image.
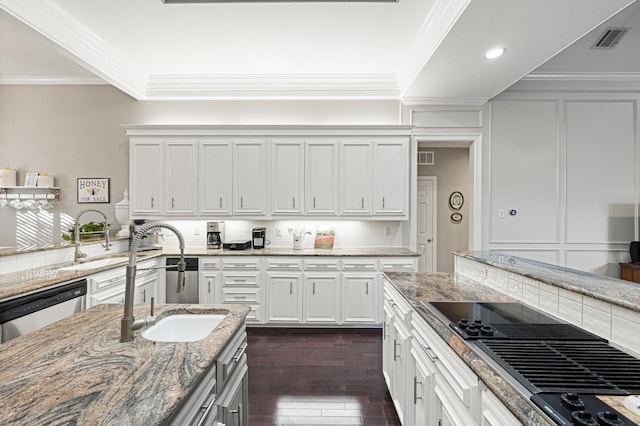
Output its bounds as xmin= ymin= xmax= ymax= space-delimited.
xmin=77 ymin=178 xmax=110 ymax=203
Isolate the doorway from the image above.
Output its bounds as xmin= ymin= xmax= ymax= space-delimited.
xmin=417 ymin=177 xmax=436 ymax=272
xmin=415 ymin=144 xmax=472 ymax=272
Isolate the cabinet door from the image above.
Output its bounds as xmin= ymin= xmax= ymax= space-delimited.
xmin=382 ymin=302 xmax=395 ymax=389
xmin=130 ymin=140 xmax=162 ymax=216
xmin=340 ymin=140 xmax=372 ymax=215
xmin=199 ymin=141 xmax=232 ymax=216
xmin=200 ymin=271 xmax=221 ymax=304
xmin=480 ymin=388 xmax=520 ymax=426
xmin=391 ymin=319 xmax=410 ymax=424
xmin=303 ymin=273 xmax=340 ymax=324
xmin=266 ymin=273 xmax=302 ymax=323
xmin=271 ymin=139 xmax=304 ymax=215
xmin=165 ymin=141 xmax=197 ymax=215
xmin=135 ymin=275 xmax=158 ymax=304
xmin=374 ymin=139 xmax=408 ymax=216
xmin=233 ymin=140 xmax=266 ymax=215
xmin=305 ymin=139 xmax=338 ymax=215
xmin=342 ymin=272 xmax=378 ymax=324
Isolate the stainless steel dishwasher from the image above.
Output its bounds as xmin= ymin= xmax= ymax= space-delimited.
xmin=166 ymin=257 xmax=199 ymax=304
xmin=0 ymin=278 xmax=87 ymax=343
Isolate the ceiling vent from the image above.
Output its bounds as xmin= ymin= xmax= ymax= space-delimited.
xmin=591 ymin=27 xmax=629 ymax=49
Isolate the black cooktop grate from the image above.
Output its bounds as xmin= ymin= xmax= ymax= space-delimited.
xmin=478 ymin=340 xmax=640 ymax=395
xmin=490 ymin=323 xmax=604 ymax=341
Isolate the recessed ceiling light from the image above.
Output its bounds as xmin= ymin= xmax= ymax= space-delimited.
xmin=484 ymin=47 xmax=506 ymax=60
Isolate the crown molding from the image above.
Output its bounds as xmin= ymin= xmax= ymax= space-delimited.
xmin=401 ymin=96 xmax=488 ymax=106
xmin=145 ymin=73 xmax=401 ymax=100
xmin=523 ymin=72 xmax=640 ymax=82
xmin=397 ymin=0 xmax=471 ymax=92
xmin=0 ymin=76 xmax=106 ymax=85
xmin=0 ymin=0 xmax=147 ymax=99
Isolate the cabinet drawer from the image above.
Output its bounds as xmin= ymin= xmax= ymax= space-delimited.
xmin=222 ymin=258 xmax=260 ymax=270
xmin=379 ymin=258 xmax=417 ymax=272
xmin=89 ymin=266 xmax=126 ymax=293
xmin=89 ymin=288 xmax=125 ymax=307
xmin=200 ymin=258 xmax=221 ymax=270
xmin=223 ymin=272 xmax=260 ymax=286
xmin=303 ymin=259 xmax=339 ymax=271
xmin=266 ymin=258 xmax=302 ymax=271
xmin=222 ymin=288 xmax=260 ymax=303
xmin=341 ymin=258 xmax=377 ymax=271
xmin=412 ymin=315 xmax=479 ymax=411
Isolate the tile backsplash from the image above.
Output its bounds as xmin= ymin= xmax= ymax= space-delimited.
xmin=160 ymin=220 xmax=407 ymax=249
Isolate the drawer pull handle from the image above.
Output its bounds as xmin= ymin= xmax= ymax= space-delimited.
xmin=393 ymin=339 xmax=400 ymax=361
xmin=414 ymin=375 xmax=422 ymax=405
xmin=171 ymin=196 xmax=175 ymax=209
xmin=229 ymin=403 xmax=243 ymax=425
xmin=234 ymin=296 xmax=247 ymax=299
xmin=219 ymin=196 xmax=222 ymax=208
xmin=420 ymin=343 xmax=438 ymax=363
xmin=290 ymin=282 xmax=293 ymax=295
xmin=208 ymin=280 xmax=212 ymax=293
xmin=366 ymin=282 xmax=369 ymax=295
xmin=196 ymin=395 xmax=216 ymax=426
xmin=150 ymin=196 xmax=154 ymax=208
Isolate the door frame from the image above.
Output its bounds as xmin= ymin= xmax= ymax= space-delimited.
xmin=409 ymin=133 xmax=482 ymax=253
xmin=417 ymin=176 xmax=437 ymax=272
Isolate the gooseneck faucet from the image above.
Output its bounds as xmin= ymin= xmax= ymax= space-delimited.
xmin=120 ymin=222 xmax=186 ymax=342
xmin=74 ymin=208 xmax=111 ymax=262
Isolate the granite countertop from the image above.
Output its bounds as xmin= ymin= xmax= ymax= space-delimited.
xmin=383 ymin=271 xmax=554 ymax=426
xmin=457 ymin=251 xmax=640 ymax=312
xmin=0 ymin=251 xmax=163 ymax=301
xmin=0 ymin=247 xmax=418 ymax=301
xmin=0 ymin=303 xmax=250 ymax=425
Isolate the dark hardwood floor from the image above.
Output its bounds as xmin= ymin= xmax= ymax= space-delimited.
xmin=246 ymin=328 xmax=401 ymax=426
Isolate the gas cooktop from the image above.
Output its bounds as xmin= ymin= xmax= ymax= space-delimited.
xmin=424 ymin=301 xmax=640 ymax=425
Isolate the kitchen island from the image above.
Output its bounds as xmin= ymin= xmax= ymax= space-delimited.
xmin=0 ymin=303 xmax=249 ymax=425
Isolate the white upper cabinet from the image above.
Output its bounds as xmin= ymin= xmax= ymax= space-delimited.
xmin=127 ymin=126 xmax=410 ymax=220
xmin=233 ymin=139 xmax=267 ymax=216
xmin=199 ymin=140 xmax=233 ymax=216
xmin=305 ymin=139 xmax=339 ymax=216
xmin=271 ymin=139 xmax=304 ymax=216
xmin=374 ymin=139 xmax=408 ymax=217
xmin=165 ymin=140 xmax=197 ymax=215
xmin=130 ymin=140 xmax=163 ymax=216
xmin=340 ymin=139 xmax=373 ymax=215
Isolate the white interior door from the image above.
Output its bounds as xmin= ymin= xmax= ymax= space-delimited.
xmin=417 ymin=177 xmax=436 ymax=272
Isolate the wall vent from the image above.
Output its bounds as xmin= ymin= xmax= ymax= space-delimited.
xmin=591 ymin=27 xmax=629 ymax=49
xmin=418 ymin=151 xmax=434 ymax=165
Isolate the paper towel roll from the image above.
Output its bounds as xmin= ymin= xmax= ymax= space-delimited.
xmin=37 ymin=175 xmax=54 ymax=187
xmin=0 ymin=169 xmax=17 ymax=187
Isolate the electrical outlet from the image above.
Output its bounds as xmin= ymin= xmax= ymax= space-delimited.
xmin=194 ymin=227 xmax=200 ymax=236
xmin=276 ymin=228 xmax=281 ymax=237
xmin=498 ymin=209 xmax=505 ymax=219
xmin=385 ymin=226 xmax=391 ymax=236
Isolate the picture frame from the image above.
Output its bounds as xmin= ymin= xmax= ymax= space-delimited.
xmin=449 ymin=191 xmax=464 ymax=210
xmin=77 ymin=178 xmax=110 ymax=203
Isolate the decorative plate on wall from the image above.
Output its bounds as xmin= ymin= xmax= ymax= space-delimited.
xmin=451 ymin=212 xmax=463 ymax=223
xmin=449 ymin=191 xmax=464 ymax=210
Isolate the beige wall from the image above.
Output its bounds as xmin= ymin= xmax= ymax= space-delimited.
xmin=418 ymin=147 xmax=470 ymax=272
xmin=0 ymin=84 xmax=400 ymax=246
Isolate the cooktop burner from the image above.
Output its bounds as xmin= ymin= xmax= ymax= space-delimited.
xmin=424 ymin=301 xmax=640 ymax=425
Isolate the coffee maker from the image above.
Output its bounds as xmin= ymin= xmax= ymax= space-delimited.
xmin=207 ymin=221 xmax=225 ymax=249
xmin=252 ymin=227 xmax=266 ymax=249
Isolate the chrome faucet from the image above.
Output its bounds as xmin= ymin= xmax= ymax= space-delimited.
xmin=120 ymin=222 xmax=186 ymax=342
xmin=74 ymin=209 xmax=111 ymax=262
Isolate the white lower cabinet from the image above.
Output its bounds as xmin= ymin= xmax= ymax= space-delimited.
xmin=342 ymin=272 xmax=378 ymax=324
xmin=87 ymin=259 xmax=158 ymax=308
xmin=170 ymin=324 xmax=248 ymax=426
xmin=266 ymin=273 xmax=303 ymax=323
xmin=221 ymin=257 xmax=263 ymax=324
xmin=303 ymin=273 xmax=340 ymax=324
xmin=480 ymin=387 xmax=521 ymax=426
xmin=383 ymin=278 xmax=520 ymax=426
